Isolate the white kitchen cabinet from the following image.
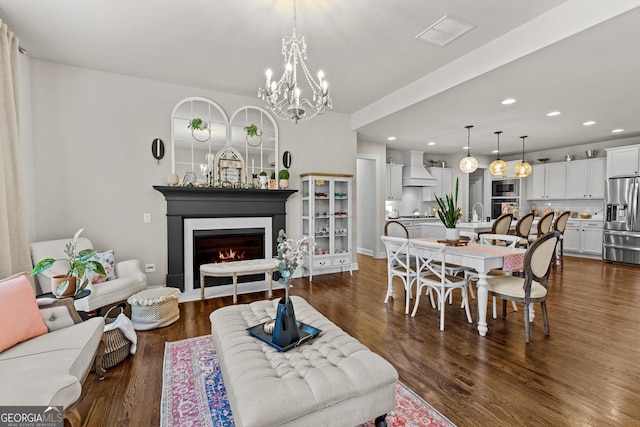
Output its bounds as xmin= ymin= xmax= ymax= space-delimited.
xmin=301 ymin=173 xmax=354 ymax=280
xmin=527 ymin=163 xmax=566 ymax=200
xmin=607 ymin=145 xmax=640 ymax=177
xmin=422 ymin=167 xmax=452 ymax=201
xmin=565 ymin=158 xmax=605 ymax=199
xmin=386 ymin=164 xmax=403 ymax=200
xmin=563 ymin=219 xmax=603 ymax=256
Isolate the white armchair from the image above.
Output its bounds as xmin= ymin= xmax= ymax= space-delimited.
xmin=30 ymin=237 xmax=147 ymax=312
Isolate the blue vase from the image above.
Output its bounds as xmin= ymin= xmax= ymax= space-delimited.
xmin=272 ymin=296 xmax=300 ymax=347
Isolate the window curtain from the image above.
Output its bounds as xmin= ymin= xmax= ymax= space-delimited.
xmin=0 ymin=20 xmax=32 ymax=279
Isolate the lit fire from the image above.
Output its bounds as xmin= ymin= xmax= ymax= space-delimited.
xmin=217 ymin=248 xmax=246 ymax=262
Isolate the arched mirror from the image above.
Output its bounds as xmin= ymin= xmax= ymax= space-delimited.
xmin=171 ymin=97 xmax=229 ymax=184
xmin=229 ymin=106 xmax=278 ymax=185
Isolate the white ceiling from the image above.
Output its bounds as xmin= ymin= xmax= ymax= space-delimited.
xmin=2 ymin=0 xmax=640 ymax=158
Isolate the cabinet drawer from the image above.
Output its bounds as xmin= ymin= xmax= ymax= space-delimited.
xmin=331 ymin=256 xmax=351 ymax=267
xmin=312 ymin=257 xmax=331 ymax=268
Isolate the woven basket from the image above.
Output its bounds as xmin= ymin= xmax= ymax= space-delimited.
xmin=128 ymin=287 xmax=181 ymax=331
xmin=102 ymin=306 xmax=131 ymax=369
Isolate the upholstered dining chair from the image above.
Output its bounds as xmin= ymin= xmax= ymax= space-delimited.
xmin=381 ymin=236 xmax=416 ymax=315
xmin=384 ymin=220 xmax=409 ymax=238
xmin=478 ymin=213 xmax=514 ymax=245
xmin=528 ymin=211 xmax=554 ymax=245
xmin=410 ymin=239 xmax=472 ymax=330
xmin=485 ymin=231 xmax=560 ymax=343
xmin=553 ymin=211 xmax=571 ymax=265
xmin=514 ymin=213 xmax=535 ymax=248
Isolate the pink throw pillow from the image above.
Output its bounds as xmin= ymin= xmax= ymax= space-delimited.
xmin=0 ymin=273 xmax=48 ymax=352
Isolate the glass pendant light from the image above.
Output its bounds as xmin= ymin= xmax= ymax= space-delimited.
xmin=459 ymin=125 xmax=478 ymax=173
xmin=489 ymin=131 xmax=507 ymax=176
xmin=514 ymin=135 xmax=532 ymax=178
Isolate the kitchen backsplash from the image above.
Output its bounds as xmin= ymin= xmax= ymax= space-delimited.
xmin=386 ymin=186 xmax=439 ymax=217
xmin=524 ymin=199 xmax=605 ymax=218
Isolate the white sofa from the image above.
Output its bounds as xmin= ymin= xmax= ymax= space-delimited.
xmin=31 ymin=237 xmax=147 ymax=312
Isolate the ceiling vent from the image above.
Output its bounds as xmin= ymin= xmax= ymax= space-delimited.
xmin=416 ymin=15 xmax=475 ymax=47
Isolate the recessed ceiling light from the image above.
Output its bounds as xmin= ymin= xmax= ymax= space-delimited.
xmin=491 ymin=149 xmax=499 ymax=154
xmin=427 ymin=141 xmax=436 ymax=146
xmin=387 ymin=136 xmax=396 ymax=141
xmin=462 ymin=146 xmax=469 ymax=150
xmin=583 ymin=121 xmax=596 ymax=126
xmin=501 ymin=98 xmax=516 ymax=105
xmin=612 ymin=128 xmax=625 ymax=133
xmin=547 ymin=111 xmax=561 ymax=117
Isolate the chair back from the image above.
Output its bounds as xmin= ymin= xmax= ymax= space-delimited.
xmin=381 ymin=235 xmax=411 ymax=272
xmin=460 ymin=231 xmax=478 ymax=242
xmin=515 ymin=213 xmax=535 ymax=238
xmin=411 ymin=239 xmax=446 ymax=276
xmin=553 ymin=211 xmax=571 ymax=234
xmin=479 ymin=233 xmax=519 ymax=248
xmin=384 ymin=220 xmax=409 ymax=238
xmin=536 ymin=211 xmax=554 ymax=237
xmin=523 ymin=231 xmax=560 ymax=300
xmin=492 ymin=213 xmax=513 ymax=235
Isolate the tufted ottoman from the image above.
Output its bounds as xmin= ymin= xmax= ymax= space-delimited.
xmin=210 ymin=296 xmax=398 ymax=427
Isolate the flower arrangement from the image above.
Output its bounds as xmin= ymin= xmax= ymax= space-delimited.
xmin=276 ymin=230 xmax=311 ymax=299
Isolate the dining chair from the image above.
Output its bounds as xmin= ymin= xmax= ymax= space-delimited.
xmin=553 ymin=211 xmax=571 ymax=265
xmin=485 ymin=231 xmax=560 ymax=343
xmin=514 ymin=212 xmax=535 ymax=248
xmin=478 ymin=213 xmax=513 ymax=245
xmin=384 ymin=220 xmax=409 ymax=238
xmin=528 ymin=211 xmax=554 ymax=244
xmin=410 ymin=239 xmax=472 ymax=330
xmin=381 ymin=235 xmax=416 ymax=314
xmin=431 ymin=231 xmax=478 ymax=303
xmin=465 ymin=233 xmax=521 ymax=319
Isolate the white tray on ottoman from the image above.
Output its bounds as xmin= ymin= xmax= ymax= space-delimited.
xmin=210 ymin=296 xmax=398 ymax=427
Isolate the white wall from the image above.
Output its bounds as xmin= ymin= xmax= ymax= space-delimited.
xmin=356 ymin=140 xmax=386 ymax=257
xmin=28 ymin=59 xmax=355 ymax=286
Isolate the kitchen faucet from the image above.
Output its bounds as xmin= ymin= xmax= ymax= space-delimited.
xmin=471 ymin=203 xmax=484 ymax=222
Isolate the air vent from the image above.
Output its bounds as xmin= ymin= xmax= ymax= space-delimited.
xmin=416 ymin=15 xmax=475 ymax=47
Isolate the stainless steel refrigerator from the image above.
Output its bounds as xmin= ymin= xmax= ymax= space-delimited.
xmin=604 ymin=177 xmax=640 ymax=264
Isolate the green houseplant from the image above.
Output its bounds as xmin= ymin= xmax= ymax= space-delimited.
xmin=31 ymin=228 xmax=106 ymax=297
xmin=435 ymin=178 xmax=461 ymax=240
xmin=258 ymin=171 xmax=269 ymax=189
xmin=278 ymin=169 xmax=290 ymax=189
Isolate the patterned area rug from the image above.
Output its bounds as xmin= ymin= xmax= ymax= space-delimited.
xmin=161 ymin=335 xmax=455 ymax=427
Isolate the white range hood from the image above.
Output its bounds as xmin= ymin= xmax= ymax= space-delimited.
xmin=402 ymin=150 xmax=436 ymax=187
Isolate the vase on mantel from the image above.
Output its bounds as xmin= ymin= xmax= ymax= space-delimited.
xmin=445 ymin=227 xmax=460 ymax=242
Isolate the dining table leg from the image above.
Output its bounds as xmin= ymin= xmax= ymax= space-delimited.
xmin=476 ymin=272 xmax=489 ymax=336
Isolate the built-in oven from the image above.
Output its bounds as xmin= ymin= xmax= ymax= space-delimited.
xmin=491 ymin=198 xmax=518 ymax=219
xmin=492 ymin=179 xmax=519 ymax=197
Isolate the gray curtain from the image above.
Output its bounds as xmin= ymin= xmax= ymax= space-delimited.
xmin=0 ymin=20 xmax=31 ymax=279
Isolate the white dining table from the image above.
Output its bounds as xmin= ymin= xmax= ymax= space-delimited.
xmin=414 ymin=238 xmax=526 ymax=336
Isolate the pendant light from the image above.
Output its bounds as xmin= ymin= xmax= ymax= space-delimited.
xmin=459 ymin=125 xmax=478 ymax=173
xmin=514 ymin=135 xmax=532 ymax=178
xmin=489 ymin=131 xmax=507 ymax=176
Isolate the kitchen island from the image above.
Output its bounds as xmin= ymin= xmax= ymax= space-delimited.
xmin=385 ymin=218 xmax=493 ymax=239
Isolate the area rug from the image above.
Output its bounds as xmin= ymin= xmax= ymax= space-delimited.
xmin=161 ymin=335 xmax=456 ymax=427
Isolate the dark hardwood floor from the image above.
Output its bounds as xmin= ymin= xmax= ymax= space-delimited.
xmin=79 ymin=254 xmax=640 ymax=426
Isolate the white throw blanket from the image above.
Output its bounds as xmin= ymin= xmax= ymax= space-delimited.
xmin=104 ymin=312 xmax=137 ymax=354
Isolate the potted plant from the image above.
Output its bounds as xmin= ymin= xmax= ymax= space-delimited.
xmin=435 ymin=178 xmax=462 ymax=241
xmin=269 ymin=172 xmax=278 ymax=190
xmin=31 ymin=229 xmax=106 ymax=298
xmin=258 ymin=171 xmax=268 ymax=189
xmin=244 ymin=124 xmax=262 ymax=147
xmin=278 ymin=169 xmax=290 ymax=189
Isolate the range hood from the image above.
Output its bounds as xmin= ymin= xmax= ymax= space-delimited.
xmin=402 ymin=150 xmax=436 ymax=187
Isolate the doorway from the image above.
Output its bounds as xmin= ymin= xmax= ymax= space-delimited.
xmin=356 ymin=156 xmax=379 ymax=256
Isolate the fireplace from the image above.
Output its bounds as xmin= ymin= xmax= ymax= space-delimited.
xmin=188 ymin=222 xmax=269 ymax=291
xmin=153 ymin=186 xmax=296 ymax=292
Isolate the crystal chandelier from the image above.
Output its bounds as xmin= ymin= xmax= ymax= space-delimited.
xmin=514 ymin=135 xmax=532 ymax=178
xmin=258 ymin=0 xmax=331 ymax=124
xmin=459 ymin=125 xmax=478 ymax=173
xmin=489 ymin=131 xmax=507 ymax=176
